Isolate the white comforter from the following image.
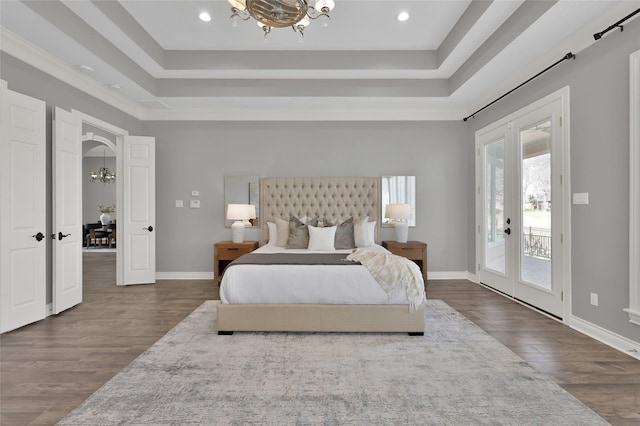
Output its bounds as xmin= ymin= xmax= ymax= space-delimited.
xmin=220 ymin=244 xmax=426 ymax=306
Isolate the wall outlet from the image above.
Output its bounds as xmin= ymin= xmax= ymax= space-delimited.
xmin=175 ymin=200 xmax=183 ymax=208
xmin=590 ymin=292 xmax=599 ymax=306
xmin=190 ymin=199 xmax=200 ymax=209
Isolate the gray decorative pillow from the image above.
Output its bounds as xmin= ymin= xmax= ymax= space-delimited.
xmin=324 ymin=217 xmax=355 ymax=249
xmin=287 ymin=215 xmax=319 ymax=249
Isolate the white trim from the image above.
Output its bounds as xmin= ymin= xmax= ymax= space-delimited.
xmin=156 ymin=272 xmax=214 ymax=280
xmin=46 ymin=303 xmax=53 ymax=317
xmin=1 ymin=28 xmax=143 ymax=120
xmin=0 ymin=80 xmax=7 ymax=89
xmin=626 ymin=49 xmax=640 ymax=326
xmin=569 ymin=315 xmax=640 ymax=361
xmin=82 ymin=133 xmax=116 ymax=154
xmin=427 ymin=271 xmax=470 ymax=280
xmin=466 ymin=272 xmax=478 ymax=283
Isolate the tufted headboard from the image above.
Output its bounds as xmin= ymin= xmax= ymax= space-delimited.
xmin=260 ymin=177 xmax=379 ymax=245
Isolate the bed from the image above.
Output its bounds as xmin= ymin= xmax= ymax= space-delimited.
xmin=216 ymin=177 xmax=426 ymax=335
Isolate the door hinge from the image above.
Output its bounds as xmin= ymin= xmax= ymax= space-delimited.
xmin=477 ymin=148 xmax=480 ymax=156
xmin=478 ymin=263 xmax=481 ymax=270
xmin=477 ymin=186 xmax=480 ymax=194
xmin=560 ymin=174 xmax=563 ymax=185
xmin=561 ymin=233 xmax=564 ymax=243
xmin=478 ymin=225 xmax=481 ymax=233
xmin=561 ymin=291 xmax=564 ymax=301
xmin=560 ymin=116 xmax=563 ymax=127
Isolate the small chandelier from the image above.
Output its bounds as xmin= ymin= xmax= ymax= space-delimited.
xmin=90 ymin=149 xmax=116 ymax=184
xmin=228 ymin=0 xmax=335 ymax=40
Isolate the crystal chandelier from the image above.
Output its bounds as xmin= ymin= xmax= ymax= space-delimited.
xmin=228 ymin=0 xmax=335 ymax=40
xmin=90 ymin=149 xmax=116 ymax=184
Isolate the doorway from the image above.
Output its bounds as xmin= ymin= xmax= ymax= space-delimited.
xmin=475 ymin=88 xmax=570 ymax=319
xmin=83 ymin=133 xmax=117 ymax=254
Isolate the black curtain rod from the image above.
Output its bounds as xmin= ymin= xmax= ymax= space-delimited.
xmin=462 ymin=52 xmax=575 ymax=122
xmin=593 ymin=7 xmax=640 ymax=40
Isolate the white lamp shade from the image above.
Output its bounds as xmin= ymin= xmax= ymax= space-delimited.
xmin=226 ymin=204 xmax=249 ymax=220
xmin=246 ymin=204 xmax=257 ymax=219
xmin=385 ymin=203 xmax=412 ymax=220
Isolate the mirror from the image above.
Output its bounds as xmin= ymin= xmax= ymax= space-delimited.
xmin=381 ymin=176 xmax=416 ymax=227
xmin=224 ymin=176 xmax=260 ymax=227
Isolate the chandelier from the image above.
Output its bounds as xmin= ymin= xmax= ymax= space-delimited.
xmin=90 ymin=149 xmax=116 ymax=184
xmin=228 ymin=0 xmax=335 ymax=40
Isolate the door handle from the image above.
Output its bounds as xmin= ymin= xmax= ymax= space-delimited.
xmin=143 ymin=226 xmax=154 ymax=232
xmin=504 ymin=228 xmax=511 ymax=235
xmin=58 ymin=232 xmax=71 ymax=240
xmin=31 ymin=232 xmax=45 ymax=242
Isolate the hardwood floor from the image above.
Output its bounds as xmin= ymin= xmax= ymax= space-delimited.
xmin=1 ymin=254 xmax=639 ymax=425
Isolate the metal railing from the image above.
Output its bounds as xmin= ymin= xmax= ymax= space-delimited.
xmin=523 ymin=227 xmax=551 ymax=259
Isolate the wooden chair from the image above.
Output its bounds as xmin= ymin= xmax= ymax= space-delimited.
xmin=85 ymin=223 xmax=107 ymax=248
xmin=108 ymin=223 xmax=116 ymax=248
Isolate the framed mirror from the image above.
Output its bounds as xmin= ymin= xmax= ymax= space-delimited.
xmin=381 ymin=176 xmax=416 ymax=227
xmin=224 ymin=176 xmax=260 ymax=227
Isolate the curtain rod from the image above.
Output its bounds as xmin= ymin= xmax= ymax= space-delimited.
xmin=593 ymin=7 xmax=640 ymax=40
xmin=462 ymin=52 xmax=575 ymax=122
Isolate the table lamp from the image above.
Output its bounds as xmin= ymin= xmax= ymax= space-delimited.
xmin=385 ymin=203 xmax=412 ymax=243
xmin=226 ymin=204 xmax=255 ymax=243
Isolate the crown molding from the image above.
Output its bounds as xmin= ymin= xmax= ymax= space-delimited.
xmin=1 ymin=27 xmax=144 ymax=120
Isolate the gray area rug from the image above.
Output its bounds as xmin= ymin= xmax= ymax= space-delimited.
xmin=58 ymin=300 xmax=608 ymax=425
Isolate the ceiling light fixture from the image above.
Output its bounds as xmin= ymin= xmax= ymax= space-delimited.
xmin=78 ymin=65 xmax=94 ymax=73
xmin=229 ymin=0 xmax=334 ymax=40
xmin=199 ymin=11 xmax=211 ymax=22
xmin=90 ymin=149 xmax=116 ymax=184
xmin=397 ymin=11 xmax=410 ymax=22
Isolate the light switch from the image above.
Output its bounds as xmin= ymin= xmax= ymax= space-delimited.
xmin=191 ymin=190 xmax=200 ymax=197
xmin=175 ymin=200 xmax=183 ymax=208
xmin=572 ymin=193 xmax=589 ymax=205
xmin=190 ymin=200 xmax=200 ymax=209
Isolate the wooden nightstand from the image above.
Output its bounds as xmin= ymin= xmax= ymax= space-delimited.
xmin=214 ymin=241 xmax=259 ymax=284
xmin=382 ymin=241 xmax=428 ymax=288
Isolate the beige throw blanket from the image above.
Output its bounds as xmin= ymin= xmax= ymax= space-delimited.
xmin=346 ymin=248 xmax=426 ymax=311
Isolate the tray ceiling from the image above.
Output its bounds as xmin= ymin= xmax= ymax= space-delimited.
xmin=1 ymin=0 xmax=638 ymax=120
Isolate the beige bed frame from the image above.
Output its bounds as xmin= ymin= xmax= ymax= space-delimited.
xmin=216 ymin=177 xmax=425 ymax=335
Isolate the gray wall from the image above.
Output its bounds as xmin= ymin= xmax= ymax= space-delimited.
xmin=140 ymin=120 xmax=470 ymax=275
xmin=1 ymin=53 xmax=142 ymax=303
xmin=464 ymin=18 xmax=640 ymax=343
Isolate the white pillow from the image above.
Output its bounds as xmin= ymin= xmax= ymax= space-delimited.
xmin=307 ymin=225 xmax=336 ymax=251
xmin=275 ymin=217 xmax=289 ymax=247
xmin=267 ymin=222 xmax=277 ymax=245
xmin=354 ymin=216 xmax=370 ymax=247
xmin=368 ymin=220 xmax=377 ymax=245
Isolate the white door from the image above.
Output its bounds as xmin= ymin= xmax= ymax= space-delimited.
xmin=52 ymin=107 xmax=83 ymax=314
xmin=122 ymin=136 xmax=156 ymax=285
xmin=0 ymin=85 xmax=47 ymax=333
xmin=477 ymin=93 xmax=566 ymax=318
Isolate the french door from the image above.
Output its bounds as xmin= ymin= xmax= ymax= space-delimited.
xmin=476 ymin=90 xmax=568 ymax=318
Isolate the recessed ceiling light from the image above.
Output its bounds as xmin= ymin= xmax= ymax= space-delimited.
xmin=78 ymin=65 xmax=94 ymax=73
xmin=397 ymin=11 xmax=409 ymax=22
xmin=199 ymin=11 xmax=211 ymax=22
xmin=108 ymin=83 xmax=121 ymax=91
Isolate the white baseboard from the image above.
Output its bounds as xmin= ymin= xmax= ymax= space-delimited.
xmin=569 ymin=315 xmax=640 ymax=360
xmin=427 ymin=271 xmax=470 ymax=280
xmin=156 ymin=272 xmax=214 ymax=280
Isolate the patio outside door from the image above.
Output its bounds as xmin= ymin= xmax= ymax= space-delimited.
xmin=476 ymin=93 xmax=566 ymax=318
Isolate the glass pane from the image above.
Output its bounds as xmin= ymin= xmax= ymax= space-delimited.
xmin=521 ymin=120 xmax=552 ymax=289
xmin=484 ymin=139 xmax=505 ymax=274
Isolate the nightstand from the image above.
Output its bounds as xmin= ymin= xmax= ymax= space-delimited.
xmin=214 ymin=241 xmax=259 ymax=284
xmin=382 ymin=241 xmax=428 ymax=288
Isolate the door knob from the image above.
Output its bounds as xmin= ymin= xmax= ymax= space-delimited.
xmin=58 ymin=232 xmax=71 ymax=240
xmin=143 ymin=226 xmax=154 ymax=232
xmin=31 ymin=232 xmax=45 ymax=242
xmin=506 ymin=218 xmax=511 ymax=225
xmin=504 ymin=228 xmax=511 ymax=235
